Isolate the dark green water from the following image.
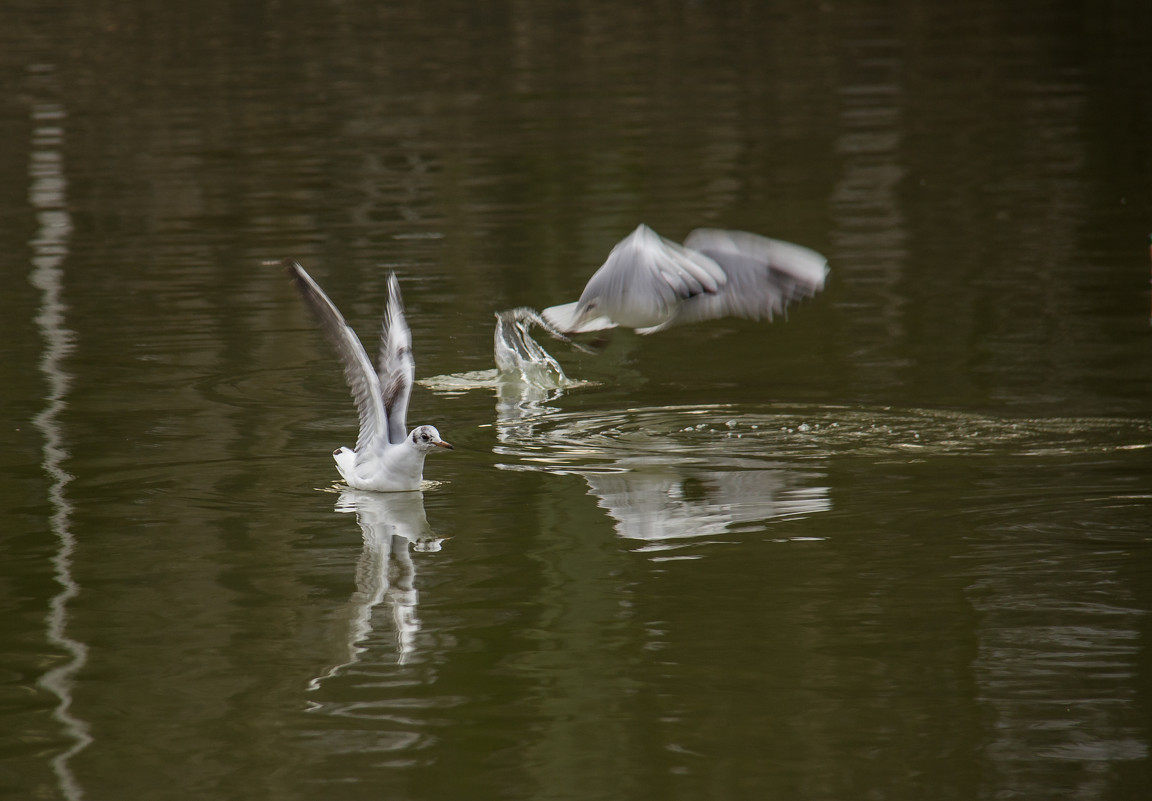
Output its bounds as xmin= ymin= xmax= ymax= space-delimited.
xmin=2 ymin=1 xmax=1151 ymax=799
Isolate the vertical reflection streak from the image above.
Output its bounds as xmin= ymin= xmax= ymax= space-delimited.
xmin=28 ymin=86 xmax=90 ymax=801
xmin=829 ymin=14 xmax=908 ymax=388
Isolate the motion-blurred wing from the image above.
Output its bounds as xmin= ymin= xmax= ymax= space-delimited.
xmin=378 ymin=272 xmax=415 ymax=445
xmin=286 ymin=261 xmax=389 ymax=452
xmin=674 ymin=229 xmax=828 ymax=326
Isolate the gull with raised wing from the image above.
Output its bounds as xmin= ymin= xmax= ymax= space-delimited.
xmin=285 ymin=262 xmax=452 ymax=491
xmin=541 ymin=224 xmax=828 ymax=335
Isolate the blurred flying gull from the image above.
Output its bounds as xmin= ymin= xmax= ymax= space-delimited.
xmin=542 ymin=224 xmax=828 ymax=335
xmin=285 ymin=261 xmax=453 ymax=491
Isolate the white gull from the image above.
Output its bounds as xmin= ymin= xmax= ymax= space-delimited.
xmin=285 ymin=261 xmax=452 ymax=491
xmin=541 ymin=224 xmax=828 ymax=335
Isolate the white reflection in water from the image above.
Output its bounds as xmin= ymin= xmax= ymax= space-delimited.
xmin=494 ymin=406 xmax=831 ymax=555
xmin=309 ymin=490 xmax=444 ymax=694
xmin=580 ymin=458 xmax=829 ymax=555
xmin=434 ymin=316 xmax=833 ymax=552
xmin=28 ymin=86 xmax=91 ymax=801
xmin=428 ymin=371 xmax=833 ymax=551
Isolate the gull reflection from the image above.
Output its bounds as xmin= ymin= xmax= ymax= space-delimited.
xmin=309 ymin=490 xmax=444 ymax=691
xmin=434 ymin=311 xmax=832 ymax=552
xmin=493 ymin=398 xmax=831 ymax=553
xmin=579 ymin=457 xmax=829 ymax=552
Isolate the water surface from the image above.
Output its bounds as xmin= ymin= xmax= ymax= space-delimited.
xmin=2 ymin=1 xmax=1151 ymax=799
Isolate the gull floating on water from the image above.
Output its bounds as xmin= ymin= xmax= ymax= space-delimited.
xmin=542 ymin=224 xmax=828 ymax=335
xmin=285 ymin=261 xmax=452 ymax=491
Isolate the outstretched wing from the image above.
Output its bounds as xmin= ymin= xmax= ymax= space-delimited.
xmin=285 ymin=261 xmax=388 ymax=452
xmin=674 ymin=228 xmax=828 ymax=326
xmin=378 ymin=273 xmax=415 ymax=445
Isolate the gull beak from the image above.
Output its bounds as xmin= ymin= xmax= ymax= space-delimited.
xmin=435 ymin=440 xmax=454 ymax=450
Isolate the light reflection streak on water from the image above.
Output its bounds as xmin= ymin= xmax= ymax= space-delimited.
xmin=28 ymin=85 xmax=91 ymax=801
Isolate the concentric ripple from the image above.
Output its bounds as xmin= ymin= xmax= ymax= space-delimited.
xmin=495 ymin=403 xmax=1152 ymax=469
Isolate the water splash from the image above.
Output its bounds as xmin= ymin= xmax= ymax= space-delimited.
xmin=421 ymin=307 xmax=593 ymax=425
xmin=493 ymin=307 xmax=583 ymax=390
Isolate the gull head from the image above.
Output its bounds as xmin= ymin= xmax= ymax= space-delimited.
xmin=409 ymin=425 xmax=454 ymax=453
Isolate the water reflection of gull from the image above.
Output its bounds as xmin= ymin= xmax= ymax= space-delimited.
xmin=429 ymin=306 xmax=832 ymax=550
xmin=309 ymin=490 xmax=444 ymax=691
xmin=580 ymin=457 xmax=829 ymax=551
xmin=494 ymin=405 xmax=832 ymax=552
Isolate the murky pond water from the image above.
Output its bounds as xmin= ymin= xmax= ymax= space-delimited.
xmin=3 ymin=1 xmax=1151 ymax=799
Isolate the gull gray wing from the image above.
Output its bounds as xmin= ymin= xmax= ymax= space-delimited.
xmin=378 ymin=273 xmax=415 ymax=445
xmin=671 ymin=229 xmax=828 ymax=327
xmin=569 ymin=224 xmax=727 ymax=330
xmin=286 ymin=261 xmax=388 ymax=452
